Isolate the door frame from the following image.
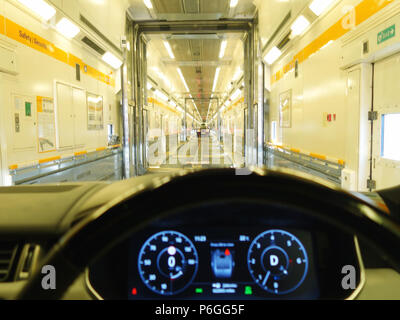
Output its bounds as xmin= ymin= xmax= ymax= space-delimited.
xmin=370 ymin=54 xmax=400 ymax=190
xmin=127 ymin=18 xmax=255 ymax=174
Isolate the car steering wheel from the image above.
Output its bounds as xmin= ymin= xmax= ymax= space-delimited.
xmin=17 ymin=169 xmax=400 ymax=299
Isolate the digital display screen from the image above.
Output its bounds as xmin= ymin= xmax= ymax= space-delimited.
xmin=128 ymin=228 xmax=319 ymax=299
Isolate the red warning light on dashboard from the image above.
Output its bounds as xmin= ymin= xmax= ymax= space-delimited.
xmin=131 ymin=288 xmax=138 ymax=295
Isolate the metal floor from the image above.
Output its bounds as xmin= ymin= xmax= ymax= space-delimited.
xmin=152 ymin=133 xmax=235 ymax=169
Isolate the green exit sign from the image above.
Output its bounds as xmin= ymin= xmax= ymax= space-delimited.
xmin=378 ymin=25 xmax=395 ymax=45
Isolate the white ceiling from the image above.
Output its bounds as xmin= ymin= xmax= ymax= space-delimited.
xmin=147 ymin=34 xmax=244 ymax=120
xmin=128 ymin=0 xmax=257 ymax=21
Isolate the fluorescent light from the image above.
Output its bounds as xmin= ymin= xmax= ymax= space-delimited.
xmin=147 ymin=82 xmax=153 ymax=90
xmin=230 ymin=89 xmax=241 ymax=101
xmin=309 ymin=0 xmax=334 ymax=16
xmin=212 ymin=67 xmax=221 ymax=93
xmin=152 ymin=67 xmax=170 ymax=85
xmin=230 ymin=0 xmax=239 ymax=8
xmin=219 ymin=40 xmax=227 ymax=59
xmin=17 ymin=0 xmax=56 ymax=21
xmin=87 ymin=96 xmax=103 ymax=103
xmin=233 ymin=67 xmax=242 ymax=81
xmin=177 ymin=68 xmax=190 ymax=92
xmin=143 ymin=0 xmax=153 ymax=9
xmin=163 ymin=41 xmax=175 ymax=59
xmin=102 ymin=52 xmax=123 ymax=69
xmin=291 ymin=15 xmax=310 ymax=37
xmin=264 ymin=46 xmax=282 ymax=65
xmin=56 ymin=18 xmax=80 ymax=39
xmin=155 ymin=90 xmax=168 ymax=101
xmin=191 ymin=100 xmax=201 ymax=117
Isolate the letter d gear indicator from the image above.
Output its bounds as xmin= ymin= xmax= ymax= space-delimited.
xmin=247 ymin=230 xmax=309 ymax=295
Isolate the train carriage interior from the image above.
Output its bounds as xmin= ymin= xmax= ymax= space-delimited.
xmin=0 ymin=0 xmax=400 ymax=301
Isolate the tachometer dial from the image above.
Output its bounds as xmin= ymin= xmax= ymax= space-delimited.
xmin=138 ymin=231 xmax=198 ymax=296
xmin=247 ymin=230 xmax=308 ymax=295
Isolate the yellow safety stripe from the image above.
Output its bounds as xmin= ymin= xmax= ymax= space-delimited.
xmin=0 ymin=15 xmax=4 ymax=35
xmin=224 ymin=97 xmax=245 ymax=114
xmin=148 ymin=97 xmax=180 ymax=116
xmin=269 ymin=142 xmax=345 ymax=165
xmin=9 ymin=145 xmax=122 ymax=170
xmin=38 ymin=156 xmax=61 ymax=164
xmin=0 ymin=14 xmax=114 ymax=87
xmin=271 ymin=0 xmax=394 ymax=85
xmin=309 ymin=153 xmax=327 ymax=161
xmin=74 ymin=151 xmax=88 ymax=156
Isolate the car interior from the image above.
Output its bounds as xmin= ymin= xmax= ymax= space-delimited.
xmin=0 ymin=168 xmax=400 ymax=300
xmin=1 ymin=0 xmax=400 ymax=303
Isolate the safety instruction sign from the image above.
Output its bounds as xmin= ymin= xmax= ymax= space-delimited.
xmin=37 ymin=96 xmax=56 ymax=153
xmin=378 ymin=25 xmax=395 ymax=45
xmin=25 ymin=102 xmax=32 ymax=117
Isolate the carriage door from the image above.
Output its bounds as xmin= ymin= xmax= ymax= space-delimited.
xmin=371 ymin=53 xmax=400 ymax=190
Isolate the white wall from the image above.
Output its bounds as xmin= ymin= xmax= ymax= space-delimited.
xmin=258 ymin=0 xmax=399 ymax=191
xmin=270 ymin=39 xmax=348 ymax=159
xmin=0 ymin=0 xmax=127 ymax=185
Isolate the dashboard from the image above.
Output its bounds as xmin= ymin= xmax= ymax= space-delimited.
xmin=1 ymin=170 xmax=400 ymax=300
xmin=87 ymin=200 xmax=363 ymax=300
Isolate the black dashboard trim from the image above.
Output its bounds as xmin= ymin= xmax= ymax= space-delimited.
xmin=16 ymin=169 xmax=400 ymax=299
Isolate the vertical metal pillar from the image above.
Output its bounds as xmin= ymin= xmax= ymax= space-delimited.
xmin=184 ymin=99 xmax=187 ymax=141
xmin=243 ymin=22 xmax=256 ymax=166
xmin=130 ymin=24 xmax=149 ymax=175
xmin=256 ymin=21 xmax=264 ymax=166
xmin=138 ymin=35 xmax=148 ymax=173
xmin=121 ymin=26 xmax=133 ymax=179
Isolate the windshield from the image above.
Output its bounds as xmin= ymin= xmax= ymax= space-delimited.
xmin=0 ymin=0 xmax=398 ymax=193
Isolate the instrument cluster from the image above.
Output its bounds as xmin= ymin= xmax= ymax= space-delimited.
xmin=87 ymin=202 xmax=363 ymax=300
xmin=130 ymin=228 xmax=318 ymax=299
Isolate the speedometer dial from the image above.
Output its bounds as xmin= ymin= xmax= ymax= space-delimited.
xmin=247 ymin=230 xmax=308 ymax=295
xmin=138 ymin=231 xmax=198 ymax=296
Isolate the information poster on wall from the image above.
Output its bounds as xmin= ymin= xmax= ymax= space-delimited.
xmin=87 ymin=93 xmax=104 ymax=130
xmin=37 ymin=96 xmax=56 ymax=153
xmin=279 ymin=90 xmax=292 ymax=128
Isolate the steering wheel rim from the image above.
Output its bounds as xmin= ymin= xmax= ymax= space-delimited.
xmin=17 ymin=168 xmax=400 ymax=300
